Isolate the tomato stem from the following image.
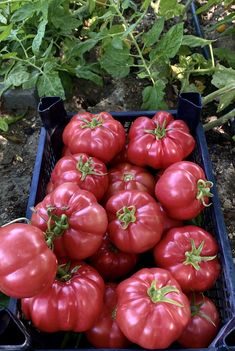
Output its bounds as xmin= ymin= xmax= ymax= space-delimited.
xmin=196 ymin=179 xmax=213 ymax=207
xmin=80 ymin=116 xmax=103 ymax=129
xmin=1 ymin=217 xmax=30 ymax=227
xmin=45 ymin=207 xmax=70 ymax=248
xmin=184 ymin=239 xmax=217 ymax=270
xmin=147 ymin=280 xmax=184 ymax=307
xmin=77 ymin=155 xmax=107 ymax=181
xmin=144 ymin=120 xmax=167 ymax=140
xmin=123 ymin=173 xmax=135 ymax=182
xmin=116 ymin=206 xmax=136 ymax=229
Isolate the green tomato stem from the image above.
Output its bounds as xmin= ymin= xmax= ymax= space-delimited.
xmin=196 ymin=179 xmax=213 ymax=206
xmin=77 ymin=155 xmax=107 ymax=181
xmin=184 ymin=239 xmax=217 ymax=270
xmin=116 ymin=205 xmax=136 ymax=229
xmin=80 ymin=116 xmax=103 ymax=129
xmin=147 ymin=280 xmax=184 ymax=307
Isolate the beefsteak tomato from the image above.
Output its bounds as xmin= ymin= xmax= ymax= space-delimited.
xmin=86 ymin=283 xmax=131 ymax=348
xmin=46 ymin=153 xmax=109 ymax=201
xmin=153 ymin=225 xmax=221 ymax=292
xmin=62 ymin=111 xmax=126 ymax=163
xmin=127 ymin=111 xmax=195 ymax=169
xmin=178 ymin=293 xmax=220 ymax=348
xmin=155 ymin=161 xmax=213 ymax=220
xmin=88 ymin=233 xmax=138 ymax=281
xmin=21 ymin=261 xmax=104 ymax=332
xmin=106 ymin=190 xmax=164 ymax=253
xmin=0 ymin=223 xmax=57 ymax=298
xmin=116 ymin=267 xmax=190 ymax=349
xmin=31 ymin=183 xmax=108 ymax=260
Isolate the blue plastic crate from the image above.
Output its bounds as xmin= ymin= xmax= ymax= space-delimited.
xmin=1 ymin=93 xmax=235 ymax=351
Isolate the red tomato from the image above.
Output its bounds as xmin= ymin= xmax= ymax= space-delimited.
xmin=46 ymin=153 xmax=109 ymax=201
xmin=104 ymin=162 xmax=156 ymax=201
xmin=0 ymin=223 xmax=57 ymax=298
xmin=62 ymin=111 xmax=126 ymax=163
xmin=21 ymin=261 xmax=104 ymax=332
xmin=86 ymin=283 xmax=131 ymax=348
xmin=159 ymin=204 xmax=183 ymax=233
xmin=116 ymin=267 xmax=191 ymax=349
xmin=31 ymin=183 xmax=108 ymax=260
xmin=155 ymin=161 xmax=213 ymax=220
xmin=106 ymin=190 xmax=164 ymax=253
xmin=127 ymin=111 xmax=195 ymax=169
xmin=178 ymin=293 xmax=220 ymax=348
xmin=108 ymin=142 xmax=129 ymax=166
xmin=88 ymin=233 xmax=138 ymax=281
xmin=153 ymin=225 xmax=221 ymax=292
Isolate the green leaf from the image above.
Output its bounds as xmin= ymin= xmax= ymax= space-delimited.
xmin=75 ymin=65 xmax=102 ymax=85
xmin=37 ymin=62 xmax=65 ymax=98
xmin=32 ymin=18 xmax=48 ymax=55
xmin=5 ymin=63 xmax=30 ymax=87
xmin=99 ymin=43 xmax=133 ymax=78
xmin=0 ymin=52 xmax=17 ymax=60
xmin=141 ymin=81 xmax=168 ymax=110
xmin=212 ymin=65 xmax=235 ymax=88
xmin=182 ymin=35 xmax=214 ymax=47
xmin=22 ymin=71 xmax=40 ymax=90
xmin=196 ymin=0 xmax=220 ymax=14
xmin=0 ymin=12 xmax=7 ymax=24
xmin=88 ymin=0 xmax=96 ymax=13
xmin=0 ymin=118 xmax=9 ymax=132
xmin=158 ymin=0 xmax=185 ymax=19
xmin=150 ymin=22 xmax=184 ymax=61
xmin=111 ymin=37 xmax=123 ymax=50
xmin=0 ymin=292 xmax=10 ymax=307
xmin=11 ymin=1 xmax=41 ymax=22
xmin=0 ymin=23 xmax=12 ymax=41
xmin=141 ymin=0 xmax=152 ymax=10
xmin=214 ymin=47 xmax=235 ymax=69
xmin=142 ymin=17 xmax=164 ymax=47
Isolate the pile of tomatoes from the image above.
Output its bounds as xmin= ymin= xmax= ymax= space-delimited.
xmin=0 ymin=111 xmax=221 ymax=349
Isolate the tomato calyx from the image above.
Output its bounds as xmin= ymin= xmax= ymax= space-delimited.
xmin=77 ymin=156 xmax=107 ymax=181
xmin=122 ymin=173 xmax=135 ymax=182
xmin=184 ymin=239 xmax=217 ymax=270
xmin=80 ymin=117 xmax=103 ymax=129
xmin=196 ymin=179 xmax=213 ymax=206
xmin=116 ymin=206 xmax=136 ymax=229
xmin=147 ymin=280 xmax=184 ymax=307
xmin=56 ymin=262 xmax=80 ymax=282
xmin=111 ymin=307 xmax=117 ymax=320
xmin=190 ymin=293 xmax=216 ymax=327
xmin=144 ymin=120 xmax=167 ymax=140
xmin=45 ymin=207 xmax=70 ymax=248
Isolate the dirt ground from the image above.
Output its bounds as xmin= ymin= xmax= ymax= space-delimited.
xmin=0 ymin=2 xmax=234 ymax=257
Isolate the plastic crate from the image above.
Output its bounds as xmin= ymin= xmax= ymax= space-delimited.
xmin=1 ymin=93 xmax=235 ymax=351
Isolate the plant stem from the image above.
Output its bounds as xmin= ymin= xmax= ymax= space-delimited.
xmin=203 ymin=109 xmax=235 ymax=131
xmin=209 ymin=43 xmax=215 ymax=68
xmin=202 ymin=84 xmax=235 ymax=105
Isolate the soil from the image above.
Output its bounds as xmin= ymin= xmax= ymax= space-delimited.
xmin=0 ymin=3 xmax=234 ymax=256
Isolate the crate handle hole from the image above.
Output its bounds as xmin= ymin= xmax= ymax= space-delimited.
xmin=225 ymin=327 xmax=235 ymax=346
xmin=0 ymin=309 xmax=28 ymax=347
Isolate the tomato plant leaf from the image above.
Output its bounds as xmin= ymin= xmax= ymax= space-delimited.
xmin=217 ymin=90 xmax=235 ymax=112
xmin=37 ymin=70 xmax=65 ymax=99
xmin=0 ymin=119 xmax=9 ymax=132
xmin=182 ymin=35 xmax=214 ymax=47
xmin=142 ymin=17 xmax=164 ymax=47
xmin=0 ymin=12 xmax=7 ymax=24
xmin=75 ymin=65 xmax=102 ymax=86
xmin=214 ymin=48 xmax=235 ymax=69
xmin=99 ymin=43 xmax=133 ymax=78
xmin=5 ymin=63 xmax=30 ymax=87
xmin=157 ymin=0 xmax=185 ymax=19
xmin=212 ymin=65 xmax=235 ymax=88
xmin=196 ymin=0 xmax=221 ymax=15
xmin=0 ymin=23 xmax=13 ymax=41
xmin=32 ymin=18 xmax=48 ymax=55
xmin=141 ymin=81 xmax=168 ymax=110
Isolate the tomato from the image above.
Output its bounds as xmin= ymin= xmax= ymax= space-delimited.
xmin=159 ymin=204 xmax=183 ymax=233
xmin=127 ymin=111 xmax=195 ymax=169
xmin=153 ymin=225 xmax=221 ymax=292
xmin=0 ymin=223 xmax=57 ymax=298
xmin=106 ymin=190 xmax=164 ymax=253
xmin=108 ymin=141 xmax=129 ymax=166
xmin=116 ymin=267 xmax=190 ymax=349
xmin=46 ymin=153 xmax=109 ymax=201
xmin=88 ymin=233 xmax=138 ymax=281
xmin=21 ymin=261 xmax=104 ymax=332
xmin=62 ymin=111 xmax=126 ymax=163
xmin=178 ymin=293 xmax=220 ymax=348
xmin=31 ymin=182 xmax=108 ymax=260
xmin=86 ymin=283 xmax=131 ymax=348
xmin=104 ymin=162 xmax=156 ymax=202
xmin=155 ymin=161 xmax=213 ymax=220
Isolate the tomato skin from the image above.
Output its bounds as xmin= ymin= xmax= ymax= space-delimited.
xmin=47 ymin=153 xmax=109 ymax=201
xmin=31 ymin=183 xmax=108 ymax=260
xmin=155 ymin=161 xmax=212 ymax=220
xmin=21 ymin=262 xmax=105 ymax=332
xmin=116 ymin=267 xmax=191 ymax=349
xmin=62 ymin=112 xmax=126 ymax=164
xmin=106 ymin=190 xmax=164 ymax=253
xmin=86 ymin=283 xmax=131 ymax=348
xmin=159 ymin=204 xmax=183 ymax=233
xmin=0 ymin=223 xmax=57 ymax=298
xmin=178 ymin=293 xmax=220 ymax=348
xmin=88 ymin=233 xmax=138 ymax=281
xmin=105 ymin=162 xmax=156 ymax=201
xmin=153 ymin=225 xmax=221 ymax=293
xmin=127 ymin=111 xmax=195 ymax=169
